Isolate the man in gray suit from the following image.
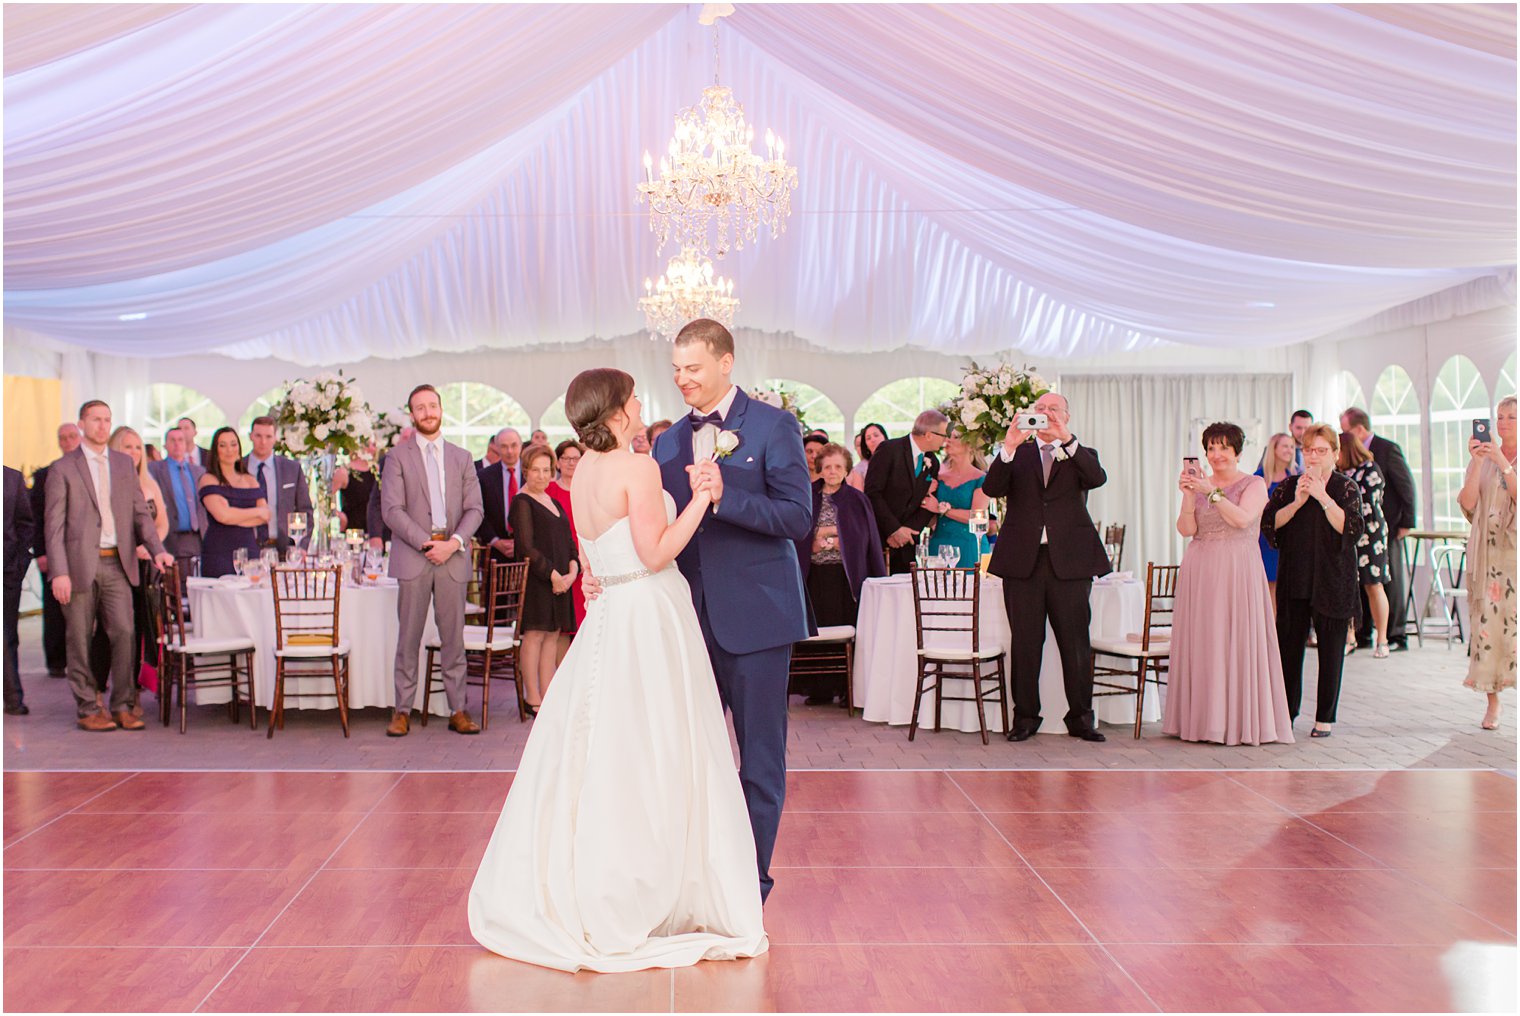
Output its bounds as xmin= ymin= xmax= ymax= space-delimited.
xmin=148 ymin=427 xmax=207 ymax=569
xmin=246 ymin=416 xmax=313 ymax=553
xmin=46 ymin=400 xmax=174 ymax=731
xmin=382 ymin=385 xmax=483 ymax=737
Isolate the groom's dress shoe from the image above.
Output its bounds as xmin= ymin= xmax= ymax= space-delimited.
xmin=449 ymin=711 xmax=481 ymax=735
xmin=386 ymin=712 xmax=409 ymax=737
xmin=1006 ymin=727 xmax=1036 ymax=742
xmin=1068 ymin=726 xmax=1106 ymax=742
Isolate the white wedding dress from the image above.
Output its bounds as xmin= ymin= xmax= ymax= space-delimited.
xmin=468 ymin=491 xmax=768 ymax=973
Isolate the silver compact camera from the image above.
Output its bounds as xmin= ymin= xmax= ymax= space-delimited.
xmin=1017 ymin=412 xmax=1049 ymax=431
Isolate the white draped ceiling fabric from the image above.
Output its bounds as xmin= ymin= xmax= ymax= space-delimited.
xmin=3 ymin=3 xmax=1514 ymax=365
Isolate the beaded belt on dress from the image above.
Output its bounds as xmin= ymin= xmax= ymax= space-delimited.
xmin=600 ymin=568 xmax=652 ymax=587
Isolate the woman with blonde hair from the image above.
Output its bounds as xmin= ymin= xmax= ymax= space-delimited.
xmin=1253 ymin=432 xmax=1296 ymax=604
xmin=1458 ymin=395 xmax=1517 ymax=729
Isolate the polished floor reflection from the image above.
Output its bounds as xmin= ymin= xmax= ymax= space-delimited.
xmin=4 ymin=768 xmax=1514 ymax=1012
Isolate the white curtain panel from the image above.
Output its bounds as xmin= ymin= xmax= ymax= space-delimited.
xmin=1059 ymin=373 xmax=1295 ymax=577
xmin=3 ymin=4 xmax=1513 ymax=362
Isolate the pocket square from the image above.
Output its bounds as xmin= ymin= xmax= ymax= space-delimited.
xmin=745 ymin=457 xmax=754 ymax=463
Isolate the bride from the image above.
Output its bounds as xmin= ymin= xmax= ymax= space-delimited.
xmin=468 ymin=368 xmax=768 ymax=972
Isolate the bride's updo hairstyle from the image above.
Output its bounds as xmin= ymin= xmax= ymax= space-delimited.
xmin=566 ymin=368 xmax=635 ymax=453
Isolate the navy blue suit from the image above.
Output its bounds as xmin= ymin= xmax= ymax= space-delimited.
xmin=654 ymin=388 xmax=813 ymax=901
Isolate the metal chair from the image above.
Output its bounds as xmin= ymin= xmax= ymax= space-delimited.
xmin=268 ymin=566 xmax=350 ymax=738
xmin=423 ymin=560 xmax=529 ymax=727
xmin=154 ymin=562 xmax=257 ymax=734
xmin=1424 ymin=544 xmax=1468 ymax=647
xmin=1090 ymin=563 xmax=1177 ymax=738
xmin=908 ymin=565 xmax=1008 ymax=744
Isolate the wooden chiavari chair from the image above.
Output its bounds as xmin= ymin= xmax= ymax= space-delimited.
xmin=154 ymin=562 xmax=257 ymax=733
xmin=1090 ymin=562 xmax=1177 ymax=738
xmin=268 ymin=565 xmax=350 ymax=738
xmin=423 ymin=560 xmax=529 ymax=727
xmin=908 ymin=565 xmax=1008 ymax=744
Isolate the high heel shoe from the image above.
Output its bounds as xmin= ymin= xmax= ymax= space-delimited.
xmin=1372 ymin=642 xmax=1390 ymax=659
xmin=1481 ymin=707 xmax=1501 ymax=730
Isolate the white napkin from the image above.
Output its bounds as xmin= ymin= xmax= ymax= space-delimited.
xmin=1095 ymin=570 xmax=1135 ymax=585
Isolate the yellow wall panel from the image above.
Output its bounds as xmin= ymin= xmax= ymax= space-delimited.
xmin=4 ymin=374 xmax=64 ymax=479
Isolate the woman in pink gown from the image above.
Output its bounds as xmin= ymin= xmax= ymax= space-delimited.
xmin=1165 ymin=422 xmax=1294 ymax=746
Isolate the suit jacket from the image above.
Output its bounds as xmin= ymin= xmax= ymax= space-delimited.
xmin=864 ymin=434 xmax=941 ymax=540
xmin=245 ymin=455 xmax=313 ymax=543
xmin=381 ymin=437 xmax=483 ymax=582
xmin=29 ymin=462 xmax=52 ymax=562
xmin=196 ymin=445 xmax=214 ymax=471
xmin=1368 ymin=434 xmax=1417 ymax=532
xmin=4 ymin=467 xmax=34 ymax=588
xmin=44 ymin=446 xmax=167 ymax=589
xmin=148 ymin=457 xmax=208 ymax=536
xmin=982 ymin=438 xmax=1111 ymax=581
xmin=653 ymin=388 xmax=814 ymax=654
xmin=476 ymin=460 xmax=520 ymax=557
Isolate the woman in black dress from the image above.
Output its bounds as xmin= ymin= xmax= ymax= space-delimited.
xmin=1260 ymin=424 xmax=1364 ymax=738
xmin=511 ymin=444 xmax=578 ymax=714
xmin=334 ymin=443 xmax=379 ymax=535
xmin=1338 ymin=433 xmax=1393 ymax=658
xmin=198 ymin=428 xmax=268 ymax=579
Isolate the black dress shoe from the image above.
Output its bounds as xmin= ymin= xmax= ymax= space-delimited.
xmin=1006 ymin=727 xmax=1036 ymax=742
xmin=1388 ymin=641 xmax=1409 ymax=652
xmin=47 ymin=670 xmax=65 ymax=679
xmin=4 ymin=704 xmax=28 ymax=715
xmin=1068 ymin=726 xmax=1107 ymax=742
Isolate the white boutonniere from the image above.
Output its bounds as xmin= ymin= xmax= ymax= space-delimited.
xmin=1051 ymin=442 xmax=1072 ymax=462
xmin=712 ymin=429 xmax=741 ymax=461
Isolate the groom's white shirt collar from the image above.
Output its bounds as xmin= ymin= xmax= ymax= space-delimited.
xmin=695 ymin=384 xmax=739 ymax=422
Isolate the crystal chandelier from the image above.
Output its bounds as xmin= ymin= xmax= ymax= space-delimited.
xmin=637 ymin=51 xmax=798 ymax=258
xmin=639 ymin=248 xmax=739 ymax=341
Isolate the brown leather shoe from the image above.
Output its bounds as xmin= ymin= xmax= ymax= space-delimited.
xmin=386 ymin=712 xmax=410 ymax=737
xmin=78 ymin=712 xmax=118 ymax=732
xmin=449 ymin=710 xmax=481 ymax=735
xmin=114 ymin=710 xmax=146 ymax=731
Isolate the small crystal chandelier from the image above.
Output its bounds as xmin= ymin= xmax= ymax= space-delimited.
xmin=636 ymin=25 xmax=797 ymax=258
xmin=639 ymin=248 xmax=739 ymax=341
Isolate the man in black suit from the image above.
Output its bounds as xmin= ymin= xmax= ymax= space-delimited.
xmin=477 ymin=428 xmax=523 ymax=562
xmin=5 ymin=466 xmax=35 ymax=715
xmin=864 ymin=410 xmax=948 ymax=574
xmin=30 ymin=421 xmax=82 ymax=678
xmin=983 ymin=392 xmax=1111 ymax=743
xmin=1341 ymin=407 xmax=1417 ymax=650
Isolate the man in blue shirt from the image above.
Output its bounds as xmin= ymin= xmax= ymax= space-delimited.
xmin=148 ymin=427 xmax=206 ymax=569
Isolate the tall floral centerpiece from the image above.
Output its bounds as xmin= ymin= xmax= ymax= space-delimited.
xmin=748 ymin=385 xmax=809 ymax=432
xmin=943 ymin=361 xmax=1053 ymax=457
xmin=269 ymin=371 xmax=375 ymax=553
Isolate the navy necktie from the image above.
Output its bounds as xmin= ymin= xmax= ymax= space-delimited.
xmin=690 ymin=411 xmax=723 ymax=432
xmin=256 ymin=462 xmax=270 ymax=543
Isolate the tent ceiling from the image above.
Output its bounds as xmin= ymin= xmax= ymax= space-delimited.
xmin=3 ymin=3 xmax=1514 ymax=364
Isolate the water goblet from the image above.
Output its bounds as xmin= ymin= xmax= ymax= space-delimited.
xmin=232 ymin=547 xmax=248 ymax=576
xmin=942 ymin=545 xmax=961 ymax=568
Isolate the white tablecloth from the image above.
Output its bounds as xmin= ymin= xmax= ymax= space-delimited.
xmin=853 ymin=573 xmax=1160 ymax=734
xmin=187 ymin=578 xmax=449 ymax=715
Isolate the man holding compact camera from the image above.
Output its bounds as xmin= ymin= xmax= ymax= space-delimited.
xmin=983 ymin=391 xmax=1112 ymax=743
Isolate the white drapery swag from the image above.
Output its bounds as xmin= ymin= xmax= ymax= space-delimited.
xmin=2 ymin=4 xmax=1513 ymax=363
xmin=1061 ymin=374 xmax=1296 ymax=577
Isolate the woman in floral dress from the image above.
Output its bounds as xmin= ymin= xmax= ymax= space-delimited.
xmin=1458 ymin=395 xmax=1517 ymax=730
xmin=1338 ymin=435 xmax=1393 ymax=657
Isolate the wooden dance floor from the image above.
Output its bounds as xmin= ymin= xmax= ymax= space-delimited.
xmin=4 ymin=768 xmax=1514 ymax=1012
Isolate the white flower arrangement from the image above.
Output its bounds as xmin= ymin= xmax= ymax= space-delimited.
xmin=270 ymin=369 xmax=375 ymax=459
xmin=748 ymin=385 xmax=809 ymax=430
xmin=943 ymin=360 xmax=1054 ymax=454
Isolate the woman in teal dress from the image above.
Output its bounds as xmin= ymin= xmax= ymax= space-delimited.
xmin=928 ymin=428 xmax=991 ymax=565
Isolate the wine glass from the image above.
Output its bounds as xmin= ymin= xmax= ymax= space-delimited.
xmin=287 ymin=512 xmax=307 ymax=547
xmin=915 ymin=539 xmax=932 ymax=570
xmin=362 ymin=547 xmax=384 ymax=586
xmin=941 ymin=545 xmax=961 ymax=568
xmin=260 ymin=547 xmax=280 ymax=571
xmin=232 ymin=547 xmax=248 ymax=577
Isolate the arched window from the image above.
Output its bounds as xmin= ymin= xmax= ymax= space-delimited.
xmin=1329 ymin=370 xmax=1366 ymax=422
xmin=854 ymin=377 xmax=960 ymax=446
xmin=538 ymin=397 xmax=577 ymax=449
xmin=1498 ymin=351 xmax=1516 ymax=404
xmin=1370 ymin=364 xmax=1423 ymax=522
xmin=759 ymin=379 xmax=844 ymax=440
xmin=238 ymin=384 xmax=287 ymax=435
xmin=438 ymin=382 xmax=530 ymax=459
xmin=140 ymin=384 xmax=226 ymax=447
xmin=1430 ymin=355 xmax=1490 ymax=531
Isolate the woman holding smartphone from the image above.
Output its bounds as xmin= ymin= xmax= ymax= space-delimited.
xmin=1458 ymin=396 xmax=1516 ymax=729
xmin=1165 ymin=423 xmax=1292 ymax=745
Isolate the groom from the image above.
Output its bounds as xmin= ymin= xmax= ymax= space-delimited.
xmin=653 ymin=319 xmax=814 ymax=902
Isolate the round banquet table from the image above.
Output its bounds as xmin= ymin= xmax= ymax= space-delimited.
xmin=852 ymin=572 xmax=1161 ymax=734
xmin=187 ymin=577 xmax=450 ymax=715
